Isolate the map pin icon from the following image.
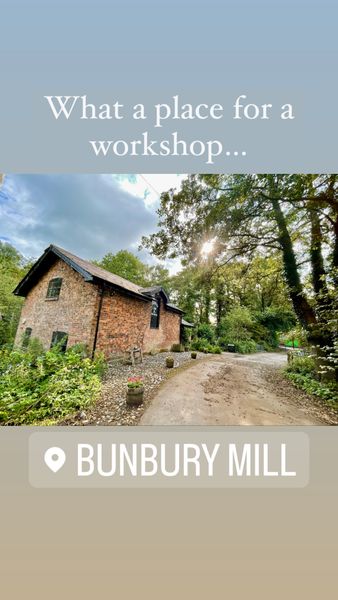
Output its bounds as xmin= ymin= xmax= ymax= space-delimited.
xmin=44 ymin=447 xmax=66 ymax=473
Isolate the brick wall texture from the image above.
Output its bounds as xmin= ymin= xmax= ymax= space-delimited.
xmin=15 ymin=259 xmax=181 ymax=356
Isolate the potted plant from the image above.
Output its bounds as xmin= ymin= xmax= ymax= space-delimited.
xmin=166 ymin=356 xmax=175 ymax=368
xmin=126 ymin=376 xmax=144 ymax=406
xmin=191 ymin=351 xmax=197 ymax=359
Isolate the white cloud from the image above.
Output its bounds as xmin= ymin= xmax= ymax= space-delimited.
xmin=112 ymin=174 xmax=185 ymax=208
xmin=0 ymin=174 xmax=185 ymax=273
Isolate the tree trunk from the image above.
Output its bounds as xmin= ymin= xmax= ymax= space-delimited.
xmin=270 ymin=197 xmax=318 ymax=336
xmin=333 ymin=214 xmax=338 ymax=280
xmin=309 ymin=207 xmax=327 ymax=296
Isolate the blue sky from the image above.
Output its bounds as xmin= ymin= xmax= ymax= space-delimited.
xmin=0 ymin=174 xmax=184 ymax=267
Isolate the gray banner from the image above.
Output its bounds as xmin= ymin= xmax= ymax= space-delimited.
xmin=29 ymin=430 xmax=309 ymax=488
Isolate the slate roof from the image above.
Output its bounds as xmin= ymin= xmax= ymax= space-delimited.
xmin=13 ymin=244 xmax=183 ymax=314
xmin=181 ymin=318 xmax=194 ymax=328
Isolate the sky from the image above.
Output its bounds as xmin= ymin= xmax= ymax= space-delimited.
xmin=0 ymin=174 xmax=185 ymax=269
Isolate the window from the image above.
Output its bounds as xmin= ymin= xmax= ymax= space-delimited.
xmin=22 ymin=327 xmax=32 ymax=349
xmin=150 ymin=299 xmax=160 ymax=329
xmin=46 ymin=277 xmax=62 ymax=300
xmin=50 ymin=331 xmax=68 ymax=352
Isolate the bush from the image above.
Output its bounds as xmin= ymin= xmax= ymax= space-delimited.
xmin=199 ymin=344 xmax=222 ymax=355
xmin=191 ymin=338 xmax=210 ymax=352
xmin=219 ymin=307 xmax=254 ymax=341
xmin=0 ymin=344 xmax=106 ymax=425
xmin=233 ymin=339 xmax=257 ymax=354
xmin=196 ymin=323 xmax=215 ymax=344
xmin=218 ymin=337 xmax=257 ymax=354
xmin=210 ymin=345 xmax=222 ymax=354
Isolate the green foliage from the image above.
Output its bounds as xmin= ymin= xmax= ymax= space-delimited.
xmin=94 ymin=249 xmax=170 ymax=290
xmin=196 ymin=322 xmax=215 ymax=343
xmin=286 ymin=355 xmax=316 ymax=375
xmin=219 ymin=306 xmax=254 ymax=341
xmin=22 ymin=336 xmax=44 ymax=359
xmin=142 ymin=173 xmax=338 ymax=358
xmin=0 ymin=344 xmax=105 ymax=425
xmin=0 ymin=242 xmax=31 ymax=347
xmin=285 ymin=355 xmax=338 ymax=404
xmin=193 ymin=342 xmax=221 ymax=354
xmin=127 ymin=376 xmax=144 ymax=389
xmin=210 ymin=345 xmax=222 ymax=354
xmin=217 ymin=307 xmax=259 ymax=353
xmin=255 ymin=306 xmax=296 ymax=347
xmin=94 ymin=249 xmax=151 ymax=285
xmin=191 ymin=338 xmax=210 ymax=352
xmin=233 ymin=340 xmax=258 ymax=354
xmin=285 ymin=372 xmax=338 ymax=404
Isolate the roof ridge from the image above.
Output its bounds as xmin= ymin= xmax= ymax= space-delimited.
xmin=50 ymin=244 xmax=144 ymax=292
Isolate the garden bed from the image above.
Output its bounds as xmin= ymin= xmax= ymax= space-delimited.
xmin=60 ymin=351 xmax=205 ymax=426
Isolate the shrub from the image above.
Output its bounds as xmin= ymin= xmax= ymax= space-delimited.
xmin=200 ymin=344 xmax=222 ymax=355
xmin=196 ymin=323 xmax=215 ymax=343
xmin=191 ymin=338 xmax=210 ymax=352
xmin=234 ymin=339 xmax=257 ymax=354
xmin=212 ymin=345 xmax=222 ymax=354
xmin=219 ymin=307 xmax=254 ymax=341
xmin=24 ymin=336 xmax=45 ymax=359
xmin=0 ymin=344 xmax=105 ymax=425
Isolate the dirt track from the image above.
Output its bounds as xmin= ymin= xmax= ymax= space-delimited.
xmin=140 ymin=352 xmax=337 ymax=426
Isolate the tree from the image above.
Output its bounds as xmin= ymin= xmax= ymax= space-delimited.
xmin=0 ymin=242 xmax=29 ymax=347
xmin=94 ymin=250 xmax=151 ymax=286
xmin=142 ymin=174 xmax=337 ymax=355
xmin=94 ymin=249 xmax=171 ymax=291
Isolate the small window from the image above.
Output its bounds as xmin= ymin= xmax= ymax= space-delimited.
xmin=51 ymin=331 xmax=68 ymax=352
xmin=150 ymin=299 xmax=160 ymax=329
xmin=46 ymin=278 xmax=62 ymax=300
xmin=22 ymin=327 xmax=32 ymax=349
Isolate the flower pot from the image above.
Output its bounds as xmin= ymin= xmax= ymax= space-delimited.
xmin=191 ymin=352 xmax=197 ymax=359
xmin=166 ymin=357 xmax=174 ymax=368
xmin=126 ymin=386 xmax=144 ymax=406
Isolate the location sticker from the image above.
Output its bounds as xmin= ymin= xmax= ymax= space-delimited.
xmin=44 ymin=447 xmax=66 ymax=473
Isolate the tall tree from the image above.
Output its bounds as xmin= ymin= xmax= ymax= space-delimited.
xmin=94 ymin=249 xmax=170 ymax=291
xmin=142 ymin=173 xmax=338 ymax=350
xmin=0 ymin=242 xmax=28 ymax=347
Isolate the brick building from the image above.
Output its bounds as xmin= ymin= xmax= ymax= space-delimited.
xmin=14 ymin=245 xmax=192 ymax=357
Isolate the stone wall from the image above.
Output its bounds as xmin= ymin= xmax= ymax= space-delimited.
xmin=14 ymin=259 xmax=99 ymax=352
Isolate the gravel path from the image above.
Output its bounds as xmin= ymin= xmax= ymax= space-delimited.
xmin=62 ymin=351 xmax=205 ymax=426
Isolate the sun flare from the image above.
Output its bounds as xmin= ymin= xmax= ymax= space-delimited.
xmin=201 ymin=239 xmax=215 ymax=257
